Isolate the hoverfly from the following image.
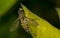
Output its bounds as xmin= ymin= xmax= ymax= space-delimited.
xmin=9 ymin=4 xmax=38 ymax=33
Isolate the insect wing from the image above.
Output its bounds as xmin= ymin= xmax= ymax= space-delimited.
xmin=9 ymin=20 xmax=19 ymax=32
xmin=31 ymin=20 xmax=38 ymax=26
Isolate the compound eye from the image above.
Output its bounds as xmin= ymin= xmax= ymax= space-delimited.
xmin=19 ymin=8 xmax=24 ymax=12
xmin=18 ymin=8 xmax=24 ymax=15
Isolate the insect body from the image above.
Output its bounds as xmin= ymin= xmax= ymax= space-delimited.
xmin=9 ymin=6 xmax=38 ymax=33
xmin=9 ymin=7 xmax=30 ymax=32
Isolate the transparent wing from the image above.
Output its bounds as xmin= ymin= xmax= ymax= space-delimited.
xmin=31 ymin=19 xmax=39 ymax=26
xmin=9 ymin=19 xmax=19 ymax=32
xmin=26 ymin=18 xmax=39 ymax=26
